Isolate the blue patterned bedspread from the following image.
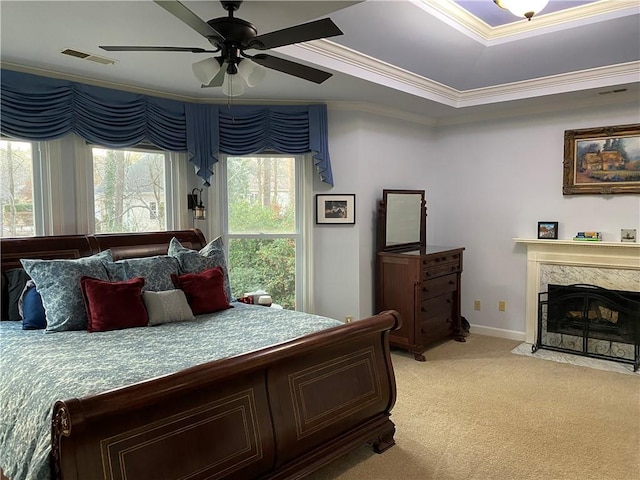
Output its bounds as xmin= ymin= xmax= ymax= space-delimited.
xmin=0 ymin=304 xmax=342 ymax=480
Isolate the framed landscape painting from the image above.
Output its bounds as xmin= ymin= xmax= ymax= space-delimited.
xmin=563 ymin=124 xmax=640 ymax=195
xmin=316 ymin=194 xmax=356 ymax=224
xmin=538 ymin=222 xmax=558 ymax=240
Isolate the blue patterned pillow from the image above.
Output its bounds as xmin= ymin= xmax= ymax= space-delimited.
xmin=20 ymin=250 xmax=113 ymax=332
xmin=168 ymin=237 xmax=232 ymax=301
xmin=104 ymin=255 xmax=179 ymax=292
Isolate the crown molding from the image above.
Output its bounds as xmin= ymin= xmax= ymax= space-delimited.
xmin=420 ymin=0 xmax=639 ymax=44
xmin=289 ymin=41 xmax=639 ymax=108
xmin=279 ymin=40 xmax=459 ymax=106
xmin=436 ymin=87 xmax=638 ymax=127
xmin=457 ymin=61 xmax=640 ymax=107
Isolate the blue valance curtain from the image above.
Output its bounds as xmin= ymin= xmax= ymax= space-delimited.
xmin=0 ymin=69 xmax=333 ymax=186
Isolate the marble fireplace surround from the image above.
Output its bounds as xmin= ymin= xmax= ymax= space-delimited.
xmin=514 ymin=239 xmax=640 ymax=344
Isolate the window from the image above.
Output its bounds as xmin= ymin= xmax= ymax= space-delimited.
xmin=0 ymin=139 xmax=40 ymax=237
xmin=91 ymin=146 xmax=169 ymax=233
xmin=222 ymin=155 xmax=307 ymax=310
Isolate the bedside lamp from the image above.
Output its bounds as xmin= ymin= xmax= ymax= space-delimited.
xmin=188 ymin=188 xmax=206 ymax=221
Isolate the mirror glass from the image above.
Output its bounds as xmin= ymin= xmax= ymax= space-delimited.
xmin=381 ymin=189 xmax=425 ymax=251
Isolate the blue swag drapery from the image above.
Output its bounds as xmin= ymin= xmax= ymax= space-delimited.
xmin=0 ymin=69 xmax=333 ymax=186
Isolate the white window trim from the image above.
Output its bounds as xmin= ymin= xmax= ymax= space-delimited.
xmin=1 ymin=136 xmax=50 ymax=237
xmin=78 ymin=141 xmax=179 ymax=233
xmin=217 ymin=153 xmax=314 ymax=312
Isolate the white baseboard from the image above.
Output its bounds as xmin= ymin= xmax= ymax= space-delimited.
xmin=469 ymin=324 xmax=526 ymax=342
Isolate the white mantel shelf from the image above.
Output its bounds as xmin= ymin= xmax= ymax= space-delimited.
xmin=514 ymin=237 xmax=639 ymax=344
xmin=514 ymin=238 xmax=640 ymax=249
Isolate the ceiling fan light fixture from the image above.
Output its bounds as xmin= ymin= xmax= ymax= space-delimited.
xmin=237 ymin=58 xmax=266 ymax=87
xmin=192 ymin=57 xmax=221 ymax=85
xmin=493 ymin=0 xmax=549 ymax=20
xmin=222 ymin=73 xmax=246 ymax=97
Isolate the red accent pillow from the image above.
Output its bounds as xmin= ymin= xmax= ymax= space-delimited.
xmin=80 ymin=276 xmax=148 ymax=332
xmin=171 ymin=267 xmax=232 ymax=315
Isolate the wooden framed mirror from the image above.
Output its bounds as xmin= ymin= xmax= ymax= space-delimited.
xmin=377 ymin=189 xmax=426 ymax=252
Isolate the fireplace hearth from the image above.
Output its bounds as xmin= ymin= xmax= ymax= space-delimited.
xmin=535 ymin=284 xmax=640 ymax=371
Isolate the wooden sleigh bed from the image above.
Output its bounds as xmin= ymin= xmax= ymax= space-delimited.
xmin=0 ymin=229 xmax=400 ymax=480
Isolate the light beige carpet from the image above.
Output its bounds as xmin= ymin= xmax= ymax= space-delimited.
xmin=307 ymin=334 xmax=640 ymax=480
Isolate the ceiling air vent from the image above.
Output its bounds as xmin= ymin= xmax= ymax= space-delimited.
xmin=60 ymin=48 xmax=115 ymax=65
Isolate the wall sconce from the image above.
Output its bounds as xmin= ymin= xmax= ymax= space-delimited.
xmin=188 ymin=188 xmax=206 ymax=221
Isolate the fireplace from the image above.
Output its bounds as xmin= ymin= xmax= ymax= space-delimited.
xmin=535 ymin=283 xmax=640 ymax=370
xmin=514 ymin=238 xmax=640 ymax=344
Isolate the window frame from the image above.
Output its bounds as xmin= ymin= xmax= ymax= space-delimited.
xmin=217 ymin=153 xmax=312 ymax=311
xmin=2 ymin=134 xmax=186 ymax=238
xmin=0 ymin=136 xmax=50 ymax=237
xmin=83 ymin=142 xmax=178 ymax=234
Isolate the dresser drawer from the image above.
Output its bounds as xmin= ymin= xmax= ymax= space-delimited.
xmin=419 ymin=314 xmax=454 ymax=345
xmin=419 ymin=293 xmax=455 ymax=318
xmin=422 ymin=253 xmax=461 ymax=280
xmin=419 ymin=274 xmax=458 ymax=299
xmin=422 ymin=251 xmax=462 ymax=269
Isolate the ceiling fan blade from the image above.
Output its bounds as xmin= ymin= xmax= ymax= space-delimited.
xmin=100 ymin=46 xmax=218 ymax=53
xmin=251 ymin=54 xmax=332 ymax=84
xmin=153 ymin=0 xmax=225 ymax=41
xmin=247 ymin=18 xmax=343 ymax=50
xmin=202 ymin=63 xmax=227 ymax=88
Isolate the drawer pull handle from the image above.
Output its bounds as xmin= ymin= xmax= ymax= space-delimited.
xmin=447 ymin=298 xmax=452 ymax=304
xmin=449 ymin=280 xmax=455 ymax=285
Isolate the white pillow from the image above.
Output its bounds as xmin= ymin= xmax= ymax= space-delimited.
xmin=143 ymin=289 xmax=195 ymax=326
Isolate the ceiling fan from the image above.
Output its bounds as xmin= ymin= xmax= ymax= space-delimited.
xmin=100 ymin=0 xmax=343 ymax=96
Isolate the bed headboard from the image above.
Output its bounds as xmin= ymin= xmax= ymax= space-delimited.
xmin=1 ymin=229 xmax=207 ymax=319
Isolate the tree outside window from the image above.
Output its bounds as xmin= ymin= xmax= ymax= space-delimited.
xmin=92 ymin=147 xmax=166 ymax=233
xmin=0 ymin=140 xmax=35 ymax=237
xmin=226 ymin=156 xmax=298 ymax=309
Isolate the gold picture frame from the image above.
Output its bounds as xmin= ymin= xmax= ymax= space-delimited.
xmin=563 ymin=123 xmax=640 ymax=195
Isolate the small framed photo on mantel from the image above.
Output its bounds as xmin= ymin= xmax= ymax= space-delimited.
xmin=621 ymin=229 xmax=637 ymax=242
xmin=538 ymin=221 xmax=558 ymax=239
xmin=316 ymin=194 xmax=356 ymax=224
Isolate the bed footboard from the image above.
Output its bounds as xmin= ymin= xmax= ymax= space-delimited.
xmin=51 ymin=310 xmax=401 ymax=480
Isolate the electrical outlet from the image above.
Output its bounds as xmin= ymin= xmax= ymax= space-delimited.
xmin=474 ymin=300 xmax=481 ymax=311
xmin=344 ymin=316 xmax=353 ymax=323
xmin=498 ymin=301 xmax=506 ymax=312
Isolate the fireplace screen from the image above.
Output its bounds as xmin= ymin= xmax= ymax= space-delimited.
xmin=535 ymin=284 xmax=640 ymax=371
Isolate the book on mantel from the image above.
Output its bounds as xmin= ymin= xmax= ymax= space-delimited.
xmin=573 ymin=231 xmax=602 ymax=241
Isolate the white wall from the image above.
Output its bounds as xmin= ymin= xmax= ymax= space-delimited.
xmin=312 ymin=108 xmax=435 ymax=321
xmin=431 ymin=103 xmax=640 ymax=337
xmin=312 ymin=101 xmax=640 ymax=339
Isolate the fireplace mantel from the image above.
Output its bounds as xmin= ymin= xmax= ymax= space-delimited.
xmin=514 ymin=238 xmax=640 ymax=343
xmin=514 ymin=238 xmax=640 ymax=250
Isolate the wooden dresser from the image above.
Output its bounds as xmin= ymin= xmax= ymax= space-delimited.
xmin=376 ymin=246 xmax=465 ymax=361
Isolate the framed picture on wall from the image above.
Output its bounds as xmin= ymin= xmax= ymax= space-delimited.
xmin=316 ymin=194 xmax=356 ymax=224
xmin=538 ymin=222 xmax=558 ymax=239
xmin=563 ymin=123 xmax=640 ymax=195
